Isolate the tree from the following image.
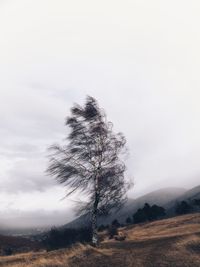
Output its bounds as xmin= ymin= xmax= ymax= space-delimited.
xmin=133 ymin=203 xmax=166 ymax=223
xmin=43 ymin=227 xmax=92 ymax=251
xmin=126 ymin=217 xmax=132 ymax=224
xmin=193 ymin=199 xmax=200 ymax=207
xmin=175 ymin=201 xmax=192 ymax=215
xmin=133 ymin=208 xmax=147 ymax=223
xmin=143 ymin=203 xmax=151 ymax=219
xmin=108 ymin=225 xmax=118 ymax=239
xmin=112 ymin=219 xmax=121 ymax=228
xmin=150 ymin=204 xmax=165 ymax=220
xmin=98 ymin=224 xmax=107 ymax=232
xmin=47 ymin=96 xmax=130 ymax=246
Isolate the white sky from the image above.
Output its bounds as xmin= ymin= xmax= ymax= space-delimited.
xmin=0 ymin=0 xmax=200 ymax=227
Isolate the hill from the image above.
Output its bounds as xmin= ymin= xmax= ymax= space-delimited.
xmin=166 ymin=185 xmax=200 ymax=214
xmin=65 ymin=187 xmax=186 ymax=228
xmin=180 ymin=185 xmax=200 ymax=200
xmin=0 ymin=213 xmax=199 ymax=266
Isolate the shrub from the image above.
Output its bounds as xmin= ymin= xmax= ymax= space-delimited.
xmin=175 ymin=201 xmax=192 ymax=215
xmin=3 ymin=247 xmax=13 ymax=256
xmin=126 ymin=217 xmax=132 ymax=224
xmin=133 ymin=208 xmax=147 ymax=223
xmin=112 ymin=219 xmax=120 ymax=228
xmin=133 ymin=203 xmax=166 ymax=223
xmin=98 ymin=224 xmax=107 ymax=232
xmin=108 ymin=225 xmax=118 ymax=239
xmin=193 ymin=199 xmax=200 ymax=207
xmin=150 ymin=205 xmax=166 ymax=220
xmin=43 ymin=227 xmax=92 ymax=251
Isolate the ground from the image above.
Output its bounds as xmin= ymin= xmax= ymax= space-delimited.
xmin=0 ymin=213 xmax=199 ymax=267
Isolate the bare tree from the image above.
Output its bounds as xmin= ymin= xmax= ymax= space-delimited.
xmin=47 ymin=96 xmax=130 ymax=246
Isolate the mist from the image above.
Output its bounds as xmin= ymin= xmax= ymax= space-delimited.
xmin=0 ymin=0 xmax=200 ymax=228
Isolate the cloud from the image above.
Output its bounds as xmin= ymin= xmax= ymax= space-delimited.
xmin=0 ymin=86 xmax=74 ymax=194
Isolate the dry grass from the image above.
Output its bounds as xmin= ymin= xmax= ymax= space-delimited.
xmin=0 ymin=213 xmax=200 ymax=267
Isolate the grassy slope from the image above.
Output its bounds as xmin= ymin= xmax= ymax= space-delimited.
xmin=0 ymin=213 xmax=200 ymax=267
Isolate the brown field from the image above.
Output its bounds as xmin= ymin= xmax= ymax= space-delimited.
xmin=0 ymin=213 xmax=200 ymax=267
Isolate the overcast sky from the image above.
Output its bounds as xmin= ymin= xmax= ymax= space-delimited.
xmin=0 ymin=0 xmax=200 ymax=228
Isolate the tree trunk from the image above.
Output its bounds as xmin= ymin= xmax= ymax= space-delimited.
xmin=91 ymin=177 xmax=99 ymax=246
xmin=91 ymin=204 xmax=98 ymax=246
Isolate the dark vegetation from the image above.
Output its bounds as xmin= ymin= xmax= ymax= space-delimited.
xmin=111 ymin=219 xmax=121 ymax=228
xmin=43 ymin=227 xmax=92 ymax=251
xmin=108 ymin=225 xmax=118 ymax=239
xmin=175 ymin=199 xmax=200 ymax=215
xmin=98 ymin=224 xmax=109 ymax=232
xmin=194 ymin=198 xmax=200 ymax=207
xmin=126 ymin=217 xmax=132 ymax=224
xmin=175 ymin=201 xmax=193 ymax=215
xmin=133 ymin=203 xmax=166 ymax=223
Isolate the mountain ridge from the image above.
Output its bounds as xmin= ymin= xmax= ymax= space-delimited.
xmin=64 ymin=186 xmax=191 ymax=229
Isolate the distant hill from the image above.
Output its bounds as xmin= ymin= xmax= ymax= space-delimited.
xmin=64 ymin=187 xmax=186 ymax=228
xmin=166 ymin=185 xmax=200 ymax=214
xmin=178 ymin=184 xmax=200 ymax=201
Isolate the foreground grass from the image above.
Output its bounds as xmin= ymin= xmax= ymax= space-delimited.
xmin=0 ymin=213 xmax=200 ymax=267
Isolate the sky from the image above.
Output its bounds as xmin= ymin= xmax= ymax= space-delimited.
xmin=0 ymin=0 xmax=200 ymax=228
